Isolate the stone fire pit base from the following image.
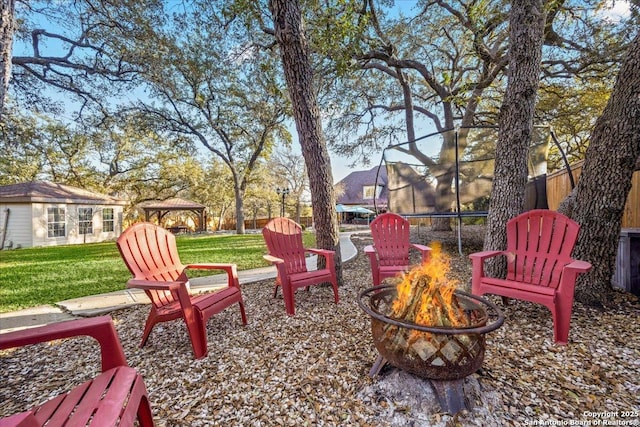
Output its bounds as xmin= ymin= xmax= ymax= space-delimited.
xmin=357 ymin=368 xmax=504 ymax=426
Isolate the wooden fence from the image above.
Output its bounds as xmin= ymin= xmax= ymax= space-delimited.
xmin=546 ymin=160 xmax=640 ymax=228
xmin=212 ymin=163 xmax=638 ymax=231
xmin=216 ymin=216 xmax=313 ymax=231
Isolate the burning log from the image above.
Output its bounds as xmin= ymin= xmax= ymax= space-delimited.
xmin=381 ymin=243 xmax=476 ymax=361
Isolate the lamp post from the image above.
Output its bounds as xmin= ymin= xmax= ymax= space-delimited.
xmin=276 ymin=187 xmax=290 ymax=217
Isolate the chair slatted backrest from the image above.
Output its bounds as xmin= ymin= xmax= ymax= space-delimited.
xmin=370 ymin=213 xmax=412 ymax=267
xmin=117 ymin=223 xmax=187 ymax=307
xmin=505 ymin=210 xmax=580 ymax=289
xmin=262 ymin=218 xmax=308 ymax=275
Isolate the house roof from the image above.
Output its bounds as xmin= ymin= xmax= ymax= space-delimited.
xmin=335 ymin=166 xmax=388 ymax=206
xmin=140 ymin=198 xmax=205 ymax=210
xmin=0 ymin=181 xmax=126 ymax=205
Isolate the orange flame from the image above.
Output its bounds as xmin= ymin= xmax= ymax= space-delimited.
xmin=390 ymin=242 xmax=469 ymax=328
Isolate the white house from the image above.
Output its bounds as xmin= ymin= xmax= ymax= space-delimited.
xmin=0 ymin=181 xmax=127 ymax=249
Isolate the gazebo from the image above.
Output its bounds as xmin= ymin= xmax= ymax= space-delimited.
xmin=140 ymin=198 xmax=206 ymax=232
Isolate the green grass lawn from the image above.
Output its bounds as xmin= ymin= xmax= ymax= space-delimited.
xmin=0 ymin=232 xmax=315 ymax=313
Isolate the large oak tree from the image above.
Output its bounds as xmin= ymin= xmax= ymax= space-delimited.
xmin=135 ymin=10 xmax=290 ymax=234
xmin=323 ymin=0 xmax=633 ymax=230
xmin=558 ymin=32 xmax=640 ymax=305
xmin=484 ymin=0 xmax=546 ymax=276
xmin=269 ymin=0 xmax=343 ymax=281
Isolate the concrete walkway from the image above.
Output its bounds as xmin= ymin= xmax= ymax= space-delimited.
xmin=0 ymin=232 xmax=361 ymax=333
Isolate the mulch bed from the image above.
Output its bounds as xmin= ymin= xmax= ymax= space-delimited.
xmin=1 ymin=226 xmax=638 ymax=426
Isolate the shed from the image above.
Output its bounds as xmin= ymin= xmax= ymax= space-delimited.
xmin=0 ymin=181 xmax=127 ymax=249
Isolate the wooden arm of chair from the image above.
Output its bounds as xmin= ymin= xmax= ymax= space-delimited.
xmin=127 ymin=279 xmax=184 ymax=292
xmin=306 ymin=248 xmax=336 ymax=268
xmin=468 ymin=250 xmax=504 ymax=263
xmin=306 ymin=248 xmax=335 ymax=258
xmin=185 ymin=262 xmax=237 ymax=270
xmin=263 ymin=254 xmax=290 ymax=285
xmin=185 ymin=263 xmax=240 ymax=287
xmin=363 ymin=245 xmax=379 ymax=270
xmin=410 ymin=243 xmax=430 ymax=251
xmin=128 ymin=278 xmax=195 ymax=318
xmin=0 ymin=316 xmax=127 ymax=372
xmin=469 ymin=250 xmax=506 ymax=284
xmin=410 ymin=244 xmax=431 ymax=262
xmin=556 ymin=259 xmax=592 ymax=300
xmin=564 ymin=259 xmax=592 ymax=274
xmin=263 ymin=254 xmax=285 ymax=265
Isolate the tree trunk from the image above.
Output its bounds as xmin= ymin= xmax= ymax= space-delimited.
xmin=0 ymin=0 xmax=15 ymax=118
xmin=217 ymin=209 xmax=225 ymax=231
xmin=399 ymin=65 xmax=453 ymax=232
xmin=269 ymin=0 xmax=342 ymax=282
xmin=234 ymin=189 xmax=245 ymax=234
xmin=229 ymin=167 xmax=246 ymax=234
xmin=431 ymin=107 xmax=456 ymax=232
xmin=484 ymin=0 xmax=546 ymax=277
xmin=558 ymin=33 xmax=640 ymax=306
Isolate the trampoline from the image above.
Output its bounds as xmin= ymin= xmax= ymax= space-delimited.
xmin=375 ymin=126 xmax=573 ymax=254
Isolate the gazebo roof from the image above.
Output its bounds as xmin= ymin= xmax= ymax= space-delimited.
xmin=140 ymin=198 xmax=207 ymax=231
xmin=140 ymin=198 xmax=205 ymax=210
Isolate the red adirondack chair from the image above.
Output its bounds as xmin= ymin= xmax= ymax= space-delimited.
xmin=262 ymin=217 xmax=339 ymax=316
xmin=469 ymin=209 xmax=592 ymax=344
xmin=0 ymin=316 xmax=154 ymax=427
xmin=365 ymin=212 xmax=431 ymax=286
xmin=117 ymin=222 xmax=247 ymax=359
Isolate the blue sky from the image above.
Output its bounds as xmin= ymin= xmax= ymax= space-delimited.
xmin=12 ymin=0 xmax=632 ymax=185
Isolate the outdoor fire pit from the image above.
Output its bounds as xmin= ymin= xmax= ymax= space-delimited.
xmin=357 ymin=246 xmax=504 ymax=413
xmin=359 ymin=285 xmax=504 ymax=380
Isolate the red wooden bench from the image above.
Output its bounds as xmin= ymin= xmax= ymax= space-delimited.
xmin=469 ymin=210 xmax=592 ymax=344
xmin=0 ymin=316 xmax=154 ymax=426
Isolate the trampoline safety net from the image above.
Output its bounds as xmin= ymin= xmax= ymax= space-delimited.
xmin=382 ymin=126 xmax=550 ymax=217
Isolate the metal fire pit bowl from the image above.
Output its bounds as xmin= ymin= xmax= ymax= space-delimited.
xmin=358 ymin=285 xmax=505 ymax=380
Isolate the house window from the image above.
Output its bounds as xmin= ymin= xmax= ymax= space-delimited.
xmin=78 ymin=208 xmax=93 ymax=235
xmin=363 ymin=185 xmax=383 ymax=199
xmin=47 ymin=207 xmax=66 ymax=237
xmin=103 ymin=208 xmax=114 ymax=232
